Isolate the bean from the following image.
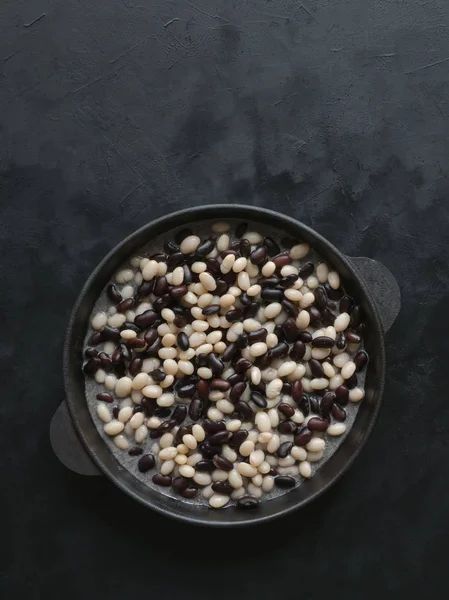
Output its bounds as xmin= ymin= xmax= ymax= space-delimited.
xmin=228 ymin=381 xmax=245 ymax=402
xmin=212 ymin=481 xmax=233 ymax=494
xmin=138 ymin=454 xmax=155 ymax=472
xmin=96 ymin=392 xmax=114 ymax=403
xmin=237 ymin=496 xmax=260 ymax=509
xmin=213 ymin=454 xmax=233 ymax=471
xmin=299 ymin=461 xmax=312 ymax=478
xmin=152 ymin=474 xmax=172 ymax=487
xmin=354 ymin=350 xmax=369 ymax=371
xmin=345 ymin=330 xmax=361 ymax=344
xmin=332 ymin=403 xmax=347 ymax=421
xmin=249 ymin=245 xmax=268 ymax=265
xmin=327 ymin=423 xmax=347 ymax=436
xmin=309 ymin=359 xmax=324 ymax=378
xmin=294 ymin=428 xmax=312 ymax=446
xmin=278 ymin=442 xmax=293 ymax=458
xmin=335 ymin=332 xmax=347 ymax=349
xmin=341 ymin=361 xmax=356 ymax=379
xmin=129 ymin=446 xmax=144 ymax=456
xmin=177 ymin=383 xmax=196 ymax=398
xmin=275 ymin=475 xmax=296 ymax=488
xmin=307 ymin=417 xmax=329 ymax=432
xmin=209 ymin=494 xmax=229 ymax=508
xmin=188 ymin=398 xmax=203 ymax=421
xmin=261 ymin=288 xmax=284 ymax=302
xmin=195 ymin=460 xmax=214 ymax=473
xmin=312 ymin=336 xmax=335 ymax=348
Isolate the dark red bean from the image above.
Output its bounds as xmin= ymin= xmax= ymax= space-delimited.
xmin=235 ymin=358 xmax=252 ymax=374
xmin=290 ymin=341 xmax=306 ymax=362
xmin=282 ymin=299 xmax=299 ymax=318
xmin=136 ymin=280 xmax=154 ymax=301
xmin=237 ymin=495 xmax=259 ymax=509
xmin=172 ymin=476 xmax=190 ymax=493
xmin=354 ymin=350 xmax=369 ymax=371
xmin=97 ymin=352 xmax=112 ymax=370
xmin=312 ymin=336 xmax=335 ymax=349
xmin=221 ymin=249 xmax=238 ymax=259
xmin=84 ymin=347 xmax=99 ymax=358
xmin=270 ymin=342 xmax=289 ymax=359
xmin=314 ymin=286 xmax=328 ymax=310
xmin=197 ymin=379 xmax=209 ymax=401
xmin=127 ymin=338 xmax=147 ymax=349
xmin=176 ymin=332 xmax=189 ymax=351
xmin=239 ymin=239 xmax=251 ymax=257
xmin=196 ymin=238 xmax=216 ymax=256
xmin=213 ymin=454 xmax=233 ymax=471
xmin=292 ymin=380 xmax=303 ymax=402
xmin=188 ymin=398 xmax=202 ymax=421
xmin=282 ymin=318 xmax=299 ymax=343
xmin=263 ymin=236 xmax=281 ymax=256
xmin=212 ymin=481 xmax=233 ymax=494
xmin=154 ymin=294 xmax=172 ymax=312
xmin=116 ymin=298 xmax=134 ymax=313
xmin=345 ymin=330 xmax=361 ymax=344
xmin=226 ymin=308 xmax=243 ymax=323
xmin=170 ymin=285 xmax=188 ymax=298
xmin=320 ymin=391 xmax=336 ymax=417
xmin=203 ymin=258 xmax=218 ymax=275
xmin=122 ymin=321 xmax=140 ymax=334
xmin=174 ymin=315 xmax=188 ymax=328
xmin=336 ymin=332 xmax=346 ymax=349
xmin=229 ymin=429 xmax=248 ymax=449
xmin=236 ymin=222 xmax=248 ymax=237
xmin=128 ymin=356 xmax=142 ymax=377
xmin=83 ymin=357 xmax=101 ymax=376
xmin=202 ymin=304 xmax=220 ymax=316
xmin=107 ymin=283 xmax=122 ymax=304
xmin=195 ymin=460 xmax=214 ymax=472
xmin=181 ymin=486 xmax=198 ymax=499
xmin=308 ymin=417 xmax=329 ymax=432
xmin=309 ymin=359 xmax=325 ymax=378
xmin=282 ymin=381 xmax=292 ymax=394
xmin=332 ymin=403 xmax=347 ymax=421
xmin=235 ymin=400 xmax=253 ymax=421
xmin=138 ymin=454 xmax=155 ymax=472
xmin=250 ymin=245 xmax=268 ymax=265
xmin=146 ymin=337 xmax=162 ymax=355
xmin=102 ymin=326 xmax=121 ymax=341
xmin=222 ymin=342 xmax=239 ymax=362
xmin=152 ymin=474 xmax=172 ymax=487
xmin=129 ymin=446 xmax=143 ymax=456
xmin=272 ymin=252 xmax=292 ymax=268
xmin=96 ymin=392 xmax=113 ymax=403
xmin=339 ymin=295 xmax=354 ymax=314
xmin=247 ymin=328 xmax=267 ymax=344
xmin=278 ymin=441 xmax=293 ymax=458
xmin=278 ymin=403 xmax=295 ymax=418
xmin=275 ymin=475 xmax=296 ymax=488
xmin=278 ymin=420 xmax=297 ymax=434
xmin=227 ymin=374 xmax=244 ymax=387
xmin=346 ymin=373 xmax=358 ymax=389
xmin=208 ymin=379 xmax=229 ymax=393
xmin=335 ymin=385 xmax=349 ymax=405
xmin=230 ymin=382 xmax=246 ymax=402
xmin=298 ymin=262 xmax=314 ymax=278
xmin=143 ymin=328 xmax=158 ymax=346
xmin=261 ymin=288 xmax=284 ymax=302
xmin=135 ymin=310 xmax=158 ymax=329
xmin=152 ymin=276 xmax=167 ymax=297
xmin=350 ymin=305 xmax=362 ymax=328
xmin=250 ymin=391 xmax=267 ymax=409
xmin=208 ymin=353 xmax=224 ymax=374
xmin=294 ymin=427 xmax=312 ymax=446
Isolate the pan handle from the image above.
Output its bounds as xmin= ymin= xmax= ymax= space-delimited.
xmin=50 ymin=402 xmax=101 ymax=476
xmin=346 ymin=256 xmax=400 ymax=333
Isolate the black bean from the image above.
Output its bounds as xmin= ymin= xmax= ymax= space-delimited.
xmin=202 ymin=421 xmax=226 ymax=435
xmin=197 ymin=353 xmax=209 ymax=367
xmin=107 ymin=283 xmax=122 ymax=304
xmin=324 ymin=282 xmax=344 ymax=300
xmin=177 ymin=383 xmax=196 ymax=398
xmin=354 ymin=350 xmax=369 ymax=371
xmin=289 ymin=341 xmax=306 ymax=362
xmin=213 ymin=454 xmax=233 ymax=471
xmin=188 ymin=398 xmax=202 ymax=421
xmin=102 ymin=326 xmax=121 ymax=341
xmin=255 ymin=353 xmax=271 ymax=370
xmin=298 ymin=262 xmax=314 ymax=278
xmin=152 ymin=473 xmax=172 ymax=487
xmin=282 ymin=382 xmax=292 ymax=394
xmin=282 ymin=299 xmax=299 ymax=318
xmin=251 ymin=381 xmax=266 ymax=394
xmin=151 ymin=369 xmax=165 ymax=382
xmin=208 ymin=431 xmax=231 ymax=446
xmin=336 ymin=332 xmax=347 ymax=349
xmin=116 ymin=298 xmax=134 ymax=313
xmin=297 ymin=331 xmax=311 ymax=344
xmin=321 ymin=307 xmax=336 ymax=326
xmin=138 ymin=454 xmax=155 ymax=472
xmin=235 ymin=222 xmax=247 ymax=237
xmin=157 ymin=419 xmax=177 ymax=434
xmin=230 ymin=382 xmax=247 ymax=402
xmin=235 ymin=400 xmax=253 ymax=421
xmin=83 ymin=357 xmax=101 ymax=376
xmin=335 ymin=385 xmax=349 ymax=406
xmin=135 ymin=310 xmax=158 ymax=329
xmin=128 ymin=357 xmax=141 ymax=377
xmin=294 ymin=427 xmax=312 ymax=446
xmin=270 ymin=342 xmax=289 ymax=359
xmin=175 ymin=425 xmax=191 ymax=444
xmin=237 ymin=334 xmax=248 ymax=349
xmin=320 ymin=391 xmax=336 ymax=417
xmin=141 ymin=398 xmax=156 ymax=417
xmin=150 ymin=252 xmax=167 ymax=262
xmin=199 ymin=442 xmax=220 ymax=459
xmin=237 ymin=495 xmax=260 ymax=509
xmin=261 ymin=288 xmax=284 ymax=302
xmin=350 ymin=305 xmax=362 ymax=328
xmin=175 ymin=332 xmax=189 ymax=351
xmin=154 ymin=294 xmax=172 ymax=312
xmin=166 ymin=252 xmax=185 ymax=269
xmin=222 ymin=342 xmax=239 ymax=362
xmin=259 ymin=276 xmax=280 ymax=287
xmin=195 ymin=460 xmax=214 ymax=473
xmin=239 ymin=239 xmax=251 ymax=257
xmin=202 ymin=304 xmax=220 ymax=316
xmin=345 ymin=330 xmax=361 ymax=344
xmin=128 ymin=337 xmax=147 ymax=350
xmin=250 ymin=391 xmax=267 ymax=409
xmin=169 ymin=284 xmax=187 ymax=298
xmin=308 ymin=306 xmax=322 ymax=327
xmin=339 ymin=295 xmax=354 ymax=314
xmin=136 ymin=280 xmax=154 ymax=301
xmin=147 ymin=337 xmax=162 ymax=355
xmin=229 ymin=429 xmax=248 ymax=449
xmin=97 ymin=352 xmax=112 ymax=370
xmin=84 ymin=347 xmax=99 ymax=358
xmin=291 ymin=380 xmax=303 ymax=402
xmin=142 ymin=329 xmax=157 ymax=347
xmin=356 ymin=322 xmax=366 ymax=337
xmin=232 ymin=360 xmax=250 ymax=376
xmin=278 ymin=420 xmax=297 ymax=434
xmin=155 ymin=406 xmax=171 ymax=419
xmin=250 ymin=245 xmax=268 ymax=265
xmin=278 ymin=403 xmax=295 ymax=418
xmin=314 ymin=286 xmax=328 ymax=310
xmin=132 ymin=405 xmax=143 ymax=415
xmin=332 ymin=403 xmax=347 ymax=421
xmin=278 ymin=441 xmax=293 ymax=458
xmin=96 ymin=392 xmax=113 ymax=403
xmin=227 ymin=374 xmax=243 ymax=387
xmin=272 ymin=252 xmax=292 ymax=268
xmin=275 ymin=475 xmax=296 ymax=488
xmin=172 ymin=476 xmax=190 ymax=493
xmin=196 ymin=238 xmax=216 ymax=256
xmin=208 ymin=353 xmax=224 ymax=375
xmin=269 ymin=467 xmax=278 ymax=477
xmin=226 ymin=308 xmax=243 ymax=323
xmin=243 ymin=302 xmax=259 ymax=319
xmin=309 ymin=359 xmax=325 ymax=378
xmin=181 ymin=486 xmax=198 ymax=499
xmin=129 ymin=446 xmax=143 ymax=456
xmin=278 ymin=274 xmax=298 ymax=289
xmin=346 ymin=373 xmax=358 ymax=389
xmin=247 ymin=328 xmax=267 ymax=344
xmin=308 ymin=417 xmax=329 ymax=432
xmin=152 ymin=276 xmax=167 ymax=297
xmin=263 ymin=236 xmax=281 ymax=256
xmin=212 ymin=481 xmax=233 ymax=494
xmin=282 ymin=318 xmax=299 ymax=343
xmin=122 ymin=321 xmax=141 ymax=334
xmin=171 ymin=404 xmax=186 ymax=425
xmin=174 ymin=315 xmax=188 ymax=328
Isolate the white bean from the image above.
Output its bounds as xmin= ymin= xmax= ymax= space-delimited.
xmin=300 ymin=292 xmax=315 ymax=308
xmin=182 ymin=434 xmax=197 ymax=450
xmin=131 ymin=373 xmax=149 ymax=390
xmin=179 ymin=464 xmax=195 ymax=478
xmin=191 ymin=261 xmax=207 ymax=274
xmin=158 ymin=347 xmax=177 ymax=360
xmin=178 ymin=360 xmax=194 ymax=375
xmin=104 ymin=374 xmax=117 ymax=391
xmin=233 ymin=257 xmax=248 ymax=272
xmin=180 ymin=235 xmax=201 ymax=254
xmin=237 ymin=271 xmax=250 ymax=291
xmin=296 ymin=310 xmax=310 ymax=329
xmin=212 ymin=469 xmax=228 ymax=482
xmin=311 ymin=348 xmax=331 ymax=360
xmin=290 ymin=243 xmax=309 ymax=259
xmin=142 ymin=260 xmax=159 ymax=280
xmin=118 ymin=406 xmax=132 ymax=423
xmin=115 ymin=377 xmax=132 ymax=398
xmin=299 ymin=461 xmax=312 ymax=478
xmin=349 ymin=387 xmax=365 ymax=402
xmin=216 ymin=399 xmax=234 ymax=414
xmin=142 ymin=384 xmax=163 ymax=398
xmin=95 ymin=369 xmax=106 ymax=384
xmin=159 ymin=446 xmax=177 ymax=461
xmin=250 ymin=366 xmax=261 ymax=385
xmin=226 ymin=419 xmax=242 ymax=432
xmin=217 ymin=234 xmax=230 ymax=252
xmin=341 ymin=361 xmax=356 ymax=379
xmin=228 ymin=469 xmax=243 ymax=489
xmin=104 ymin=420 xmax=124 ymax=436
xmin=115 ymin=268 xmax=134 ymax=284
xmin=247 ymin=284 xmax=261 ymax=297
xmin=220 ymin=254 xmax=235 ymax=274
xmin=245 ymin=231 xmax=262 ymax=244
xmin=207 ymin=407 xmax=223 ymax=420
xmin=329 ymin=374 xmax=344 ymax=390
xmin=160 ymin=375 xmax=174 ymax=389
xmin=194 ymin=472 xmax=212 ymax=486
xmin=261 ymin=261 xmax=276 ymax=276
xmin=209 ymin=494 xmax=229 ymax=509
xmin=129 ymin=412 xmax=144 ymax=429
xmin=199 ymin=272 xmax=216 ymax=292
xmin=91 ymin=311 xmax=107 ymax=330
xmin=264 ymin=302 xmax=282 ymax=319
xmin=250 ymin=342 xmax=268 ymax=357
xmin=306 ymin=438 xmax=326 ymax=452
xmin=134 ymin=425 xmax=148 ymax=443
xmin=237 ymin=462 xmax=258 ymax=478
xmin=262 ymin=476 xmax=275 ymax=493
xmin=310 ymin=378 xmax=329 ymax=390
xmin=307 ymin=450 xmax=323 ymax=463
xmin=291 ymin=446 xmax=307 ymax=461
xmin=157 ymin=393 xmax=175 ymax=407
xmin=334 ymin=312 xmax=350 ymax=332
xmin=114 ymin=434 xmax=129 ymax=450
xmin=97 ymin=403 xmax=111 ymax=423
xmin=266 ymin=378 xmax=283 ymax=399
xmin=160 ymin=460 xmax=175 ymax=475
xmin=189 ymin=332 xmax=206 ymax=348
xmin=255 ymin=412 xmax=271 ymax=432
xmin=266 ymin=434 xmax=280 ymax=454
xmin=197 ymin=367 xmax=213 ymax=379
xmin=239 ymin=440 xmax=254 ymax=457
xmin=212 ymin=221 xmax=231 ymax=233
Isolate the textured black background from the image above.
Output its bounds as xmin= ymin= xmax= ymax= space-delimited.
xmin=1 ymin=0 xmax=448 ymax=598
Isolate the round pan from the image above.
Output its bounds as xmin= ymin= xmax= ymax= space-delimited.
xmin=63 ymin=205 xmax=390 ymax=526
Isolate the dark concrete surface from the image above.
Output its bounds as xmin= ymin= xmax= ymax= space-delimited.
xmin=1 ymin=0 xmax=448 ymax=598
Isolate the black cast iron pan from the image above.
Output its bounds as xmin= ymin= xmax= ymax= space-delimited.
xmin=51 ymin=205 xmax=400 ymax=526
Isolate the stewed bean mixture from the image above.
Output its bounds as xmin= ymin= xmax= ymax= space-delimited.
xmin=84 ymin=221 xmax=368 ymax=509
